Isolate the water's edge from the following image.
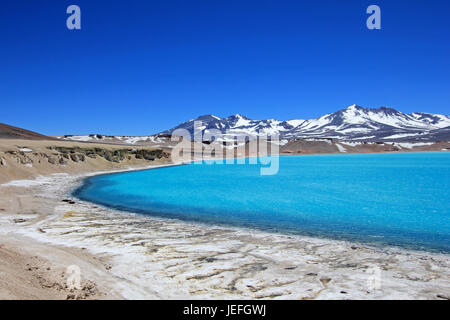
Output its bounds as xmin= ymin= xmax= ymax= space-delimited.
xmin=72 ymin=160 xmax=450 ymax=254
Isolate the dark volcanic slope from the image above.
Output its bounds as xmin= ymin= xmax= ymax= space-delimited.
xmin=0 ymin=123 xmax=56 ymax=140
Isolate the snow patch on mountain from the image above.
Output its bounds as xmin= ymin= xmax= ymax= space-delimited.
xmin=58 ymin=134 xmax=168 ymax=145
xmin=335 ymin=144 xmax=347 ymax=152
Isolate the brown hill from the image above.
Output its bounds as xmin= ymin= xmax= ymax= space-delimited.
xmin=0 ymin=123 xmax=56 ymax=140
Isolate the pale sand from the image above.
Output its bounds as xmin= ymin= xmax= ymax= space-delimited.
xmin=0 ymin=138 xmax=172 ymax=299
xmin=0 ymin=167 xmax=449 ymax=300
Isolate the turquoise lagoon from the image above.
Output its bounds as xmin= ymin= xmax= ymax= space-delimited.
xmin=73 ymin=153 xmax=450 ymax=252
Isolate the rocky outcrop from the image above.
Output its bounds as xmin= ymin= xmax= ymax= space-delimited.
xmin=5 ymin=151 xmax=34 ymax=166
xmin=0 ymin=143 xmax=172 ymax=184
xmin=47 ymin=156 xmax=57 ymax=165
xmin=70 ymin=154 xmax=79 ymax=162
xmin=0 ymin=146 xmax=170 ymax=173
xmin=46 ymin=146 xmax=169 ymax=164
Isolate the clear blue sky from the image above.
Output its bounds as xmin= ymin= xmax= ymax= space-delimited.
xmin=1 ymin=0 xmax=449 ymax=135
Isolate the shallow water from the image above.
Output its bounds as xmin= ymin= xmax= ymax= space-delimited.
xmin=74 ymin=153 xmax=450 ymax=252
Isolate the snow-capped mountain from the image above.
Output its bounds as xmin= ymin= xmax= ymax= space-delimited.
xmin=57 ymin=105 xmax=450 ymax=144
xmin=161 ymin=105 xmax=450 ymax=142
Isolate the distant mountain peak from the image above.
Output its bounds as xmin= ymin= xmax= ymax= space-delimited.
xmin=227 ymin=114 xmax=250 ymax=120
xmin=337 ymin=104 xmax=368 ymax=116
xmin=374 ymin=106 xmax=400 ymax=113
xmin=195 ymin=114 xmax=221 ymax=121
xmin=346 ymin=104 xmax=363 ymax=110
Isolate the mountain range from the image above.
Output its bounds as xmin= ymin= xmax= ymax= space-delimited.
xmin=161 ymin=104 xmax=450 ymax=142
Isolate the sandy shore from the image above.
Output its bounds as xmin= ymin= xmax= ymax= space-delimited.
xmin=0 ymin=166 xmax=449 ymax=300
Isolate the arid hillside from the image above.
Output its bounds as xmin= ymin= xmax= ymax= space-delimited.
xmin=0 ymin=139 xmax=171 ymax=184
xmin=0 ymin=123 xmax=57 ymax=141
